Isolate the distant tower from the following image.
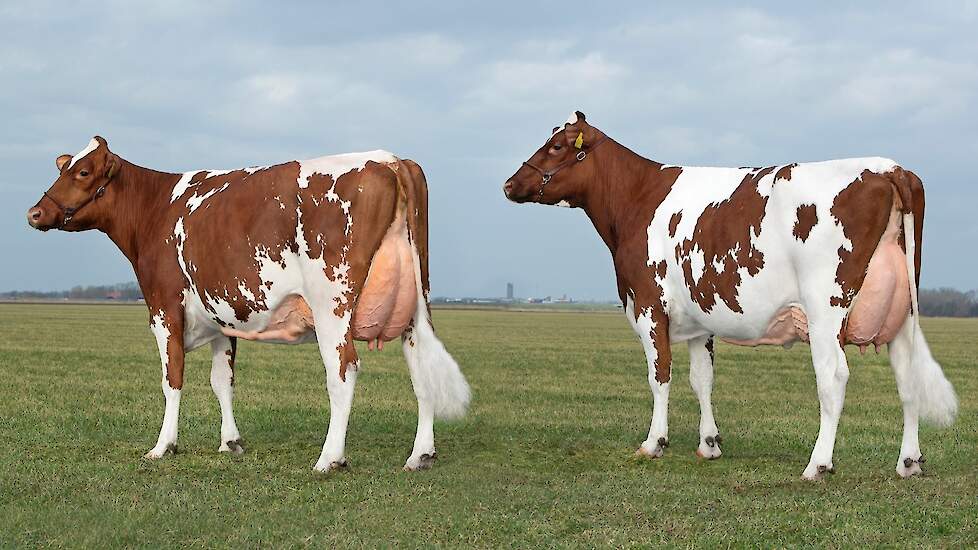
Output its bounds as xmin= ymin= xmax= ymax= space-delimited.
xmin=506 ymin=282 xmax=514 ymax=300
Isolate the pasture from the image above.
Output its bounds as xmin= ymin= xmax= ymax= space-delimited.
xmin=0 ymin=303 xmax=974 ymax=547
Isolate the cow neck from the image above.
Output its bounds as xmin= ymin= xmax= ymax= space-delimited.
xmin=579 ymin=140 xmax=672 ymax=256
xmin=100 ymin=160 xmax=180 ymax=266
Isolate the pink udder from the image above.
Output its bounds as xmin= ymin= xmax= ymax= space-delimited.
xmin=351 ymin=214 xmax=417 ymax=349
xmin=843 ymin=205 xmax=910 ymax=350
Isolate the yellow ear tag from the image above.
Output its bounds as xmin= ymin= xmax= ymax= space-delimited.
xmin=574 ymin=132 xmax=584 ymax=149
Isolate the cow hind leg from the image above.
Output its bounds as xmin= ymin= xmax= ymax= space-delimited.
xmin=689 ymin=336 xmax=722 ymax=459
xmin=211 ymin=337 xmax=244 ymax=455
xmin=307 ymin=301 xmax=358 ymax=473
xmin=402 ymin=325 xmax=437 ymax=471
xmin=888 ymin=315 xmax=924 ymax=477
xmin=801 ymin=308 xmax=850 ymax=480
xmin=400 ymin=253 xmax=469 ymax=471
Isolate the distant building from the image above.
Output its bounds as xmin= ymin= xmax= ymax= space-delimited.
xmin=506 ymin=282 xmax=514 ymax=300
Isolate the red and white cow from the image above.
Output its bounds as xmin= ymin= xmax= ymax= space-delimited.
xmin=504 ymin=112 xmax=957 ymax=479
xmin=28 ymin=137 xmax=469 ymax=472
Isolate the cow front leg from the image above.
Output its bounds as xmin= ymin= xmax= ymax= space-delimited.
xmin=145 ymin=310 xmax=185 ymax=459
xmin=689 ymin=336 xmax=722 ymax=459
xmin=627 ymin=298 xmax=673 ymax=458
xmin=211 ymin=337 xmax=244 ymax=455
xmin=801 ymin=310 xmax=851 ymax=480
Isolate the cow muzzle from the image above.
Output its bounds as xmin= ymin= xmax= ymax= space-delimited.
xmin=503 ymin=179 xmax=531 ymax=203
xmin=26 ymin=205 xmax=54 ymax=231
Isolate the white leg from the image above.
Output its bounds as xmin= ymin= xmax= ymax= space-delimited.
xmin=211 ymin=337 xmax=243 ymax=455
xmin=626 ymin=300 xmax=671 ymax=458
xmin=145 ymin=314 xmax=182 ymax=459
xmin=308 ymin=304 xmax=358 ymax=472
xmin=403 ymin=328 xmax=437 ymax=471
xmin=802 ymin=312 xmax=850 ymax=480
xmin=889 ymin=316 xmax=923 ymax=477
xmin=690 ymin=336 xmax=722 ymax=459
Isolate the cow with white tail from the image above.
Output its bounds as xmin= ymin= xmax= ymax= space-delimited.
xmin=27 ymin=137 xmax=469 ymax=472
xmin=504 ymin=112 xmax=957 ymax=479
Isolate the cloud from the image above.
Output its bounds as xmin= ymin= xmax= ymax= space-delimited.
xmin=467 ymin=52 xmax=628 ymax=111
xmin=3 ymin=2 xmax=978 ymax=295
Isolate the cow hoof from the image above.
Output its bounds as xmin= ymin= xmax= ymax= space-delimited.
xmin=313 ymin=458 xmax=348 ymax=474
xmin=897 ymin=455 xmax=924 ymax=478
xmin=636 ymin=437 xmax=669 ymax=459
xmin=143 ymin=442 xmax=178 ymax=459
xmin=219 ymin=438 xmax=245 ymax=456
xmin=404 ymin=451 xmax=437 ymax=472
xmin=695 ymin=434 xmax=723 ymax=460
xmin=801 ymin=463 xmax=835 ymax=481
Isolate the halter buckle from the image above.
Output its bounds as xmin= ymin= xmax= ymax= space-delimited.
xmin=576 ymin=151 xmax=586 ymax=161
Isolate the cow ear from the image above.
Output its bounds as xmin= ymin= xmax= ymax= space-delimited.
xmin=575 ymin=111 xmax=587 ymax=122
xmin=56 ymin=154 xmax=72 ymax=171
xmin=552 ymin=126 xmax=560 ymax=135
xmin=105 ymin=153 xmax=120 ymax=180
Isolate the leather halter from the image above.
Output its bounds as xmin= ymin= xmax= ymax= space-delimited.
xmin=521 ymin=134 xmax=608 ymax=196
xmin=43 ymin=172 xmax=113 ymax=229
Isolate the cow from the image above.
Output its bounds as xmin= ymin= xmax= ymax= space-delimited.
xmin=503 ymin=112 xmax=957 ymax=480
xmin=27 ymin=136 xmax=470 ymax=472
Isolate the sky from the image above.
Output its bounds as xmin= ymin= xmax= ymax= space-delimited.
xmin=2 ymin=1 xmax=976 ymax=300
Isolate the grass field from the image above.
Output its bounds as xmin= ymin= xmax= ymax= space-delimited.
xmin=0 ymin=303 xmax=975 ymax=547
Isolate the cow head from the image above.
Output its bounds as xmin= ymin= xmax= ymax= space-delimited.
xmin=27 ymin=136 xmax=121 ymax=231
xmin=503 ymin=111 xmax=607 ymax=207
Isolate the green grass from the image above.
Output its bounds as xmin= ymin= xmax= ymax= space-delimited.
xmin=0 ymin=304 xmax=975 ymax=547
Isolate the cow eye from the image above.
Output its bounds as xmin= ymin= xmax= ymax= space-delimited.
xmin=552 ymin=144 xmax=562 ymax=151
xmin=79 ymin=170 xmax=89 ymax=177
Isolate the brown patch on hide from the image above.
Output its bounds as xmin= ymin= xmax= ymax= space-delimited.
xmin=228 ymin=337 xmax=237 ymax=386
xmin=775 ymin=163 xmax=797 ymax=182
xmin=676 ymin=166 xmax=775 ymax=314
xmin=829 ymin=170 xmax=893 ymax=308
xmin=793 ymin=204 xmax=818 ymax=242
xmin=606 ymin=164 xmax=684 ymax=384
xmin=180 ymin=163 xmax=301 ymax=322
xmin=668 ymin=211 xmax=682 ymax=238
xmin=337 ymin=333 xmax=359 ymax=382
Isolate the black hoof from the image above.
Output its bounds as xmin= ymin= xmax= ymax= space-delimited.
xmin=714 ymin=434 xmax=723 ymax=446
xmin=903 ymin=455 xmax=925 ymax=468
xmin=705 ymin=436 xmax=716 ymax=448
xmin=165 ymin=443 xmax=178 ymax=455
xmin=226 ymin=439 xmax=245 ymax=456
xmin=657 ymin=437 xmax=669 ymax=449
xmin=817 ymin=464 xmax=835 ymax=475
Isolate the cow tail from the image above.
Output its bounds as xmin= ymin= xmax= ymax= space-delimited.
xmin=895 ymin=169 xmax=957 ymax=427
xmin=393 ymin=159 xmax=470 ymax=420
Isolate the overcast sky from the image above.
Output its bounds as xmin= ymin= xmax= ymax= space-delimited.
xmin=3 ymin=1 xmax=976 ymax=300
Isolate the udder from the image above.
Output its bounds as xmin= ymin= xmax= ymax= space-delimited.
xmin=221 ymin=216 xmax=417 ymax=350
xmin=842 ymin=204 xmax=910 ymax=351
xmin=350 ymin=214 xmax=417 ymax=349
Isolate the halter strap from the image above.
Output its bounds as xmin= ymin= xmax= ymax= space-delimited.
xmin=522 ymin=135 xmax=609 ymax=196
xmin=44 ymin=181 xmax=110 ymax=229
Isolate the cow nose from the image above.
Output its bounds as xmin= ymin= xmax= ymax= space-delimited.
xmin=503 ymin=180 xmax=514 ymax=196
xmin=27 ymin=206 xmax=42 ymax=227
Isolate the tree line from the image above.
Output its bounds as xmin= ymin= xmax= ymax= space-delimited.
xmin=1 ymin=282 xmax=142 ymax=301
xmin=917 ymin=287 xmax=978 ymax=317
xmin=2 ymin=282 xmax=977 ymax=317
